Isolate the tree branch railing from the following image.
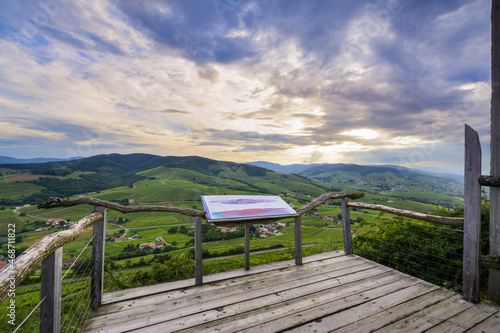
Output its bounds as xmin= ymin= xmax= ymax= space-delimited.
xmin=38 ymin=196 xmax=205 ymax=217
xmin=346 ymin=202 xmax=464 ymax=226
xmin=0 ymin=212 xmax=103 ymax=304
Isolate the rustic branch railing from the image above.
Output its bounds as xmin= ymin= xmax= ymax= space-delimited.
xmin=38 ymin=196 xmax=205 ymax=217
xmin=479 ymin=175 xmax=500 ymax=187
xmin=0 ymin=212 xmax=103 ymax=303
xmin=294 ymin=192 xmax=364 ymax=214
xmin=345 ymin=202 xmax=464 ymax=226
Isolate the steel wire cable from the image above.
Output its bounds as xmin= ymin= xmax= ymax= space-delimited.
xmin=13 ymin=296 xmax=46 ymax=333
xmin=61 ymin=235 xmax=95 ymax=282
xmin=359 ymin=250 xmax=463 ymax=289
xmin=60 ymin=261 xmax=93 ymax=331
xmin=369 ymin=240 xmax=463 ymax=278
xmin=356 ymin=241 xmax=463 ymax=287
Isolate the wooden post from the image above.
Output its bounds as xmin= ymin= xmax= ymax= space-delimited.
xmin=490 ymin=0 xmax=500 ymax=304
xmin=341 ymin=197 xmax=353 ymax=255
xmin=194 ymin=216 xmax=203 ymax=285
xmin=294 ymin=216 xmax=302 ymax=265
xmin=463 ymin=125 xmax=482 ymax=303
xmin=40 ymin=247 xmax=62 ymax=333
xmin=91 ymin=206 xmax=106 ymax=309
xmin=245 ymin=225 xmax=250 ymax=270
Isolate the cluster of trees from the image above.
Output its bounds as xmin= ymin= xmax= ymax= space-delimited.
xmin=31 ymin=167 xmax=73 ymax=176
xmin=106 ymin=253 xmax=172 ymax=272
xmin=0 ymin=172 xmax=147 ymax=205
xmin=187 ymin=243 xmax=286 ymax=260
xmin=110 ymin=244 xmax=179 ymax=261
xmin=114 ymin=255 xmax=196 ymax=289
xmin=167 ymin=225 xmax=190 ymax=235
xmin=200 ymin=224 xmax=246 ymax=242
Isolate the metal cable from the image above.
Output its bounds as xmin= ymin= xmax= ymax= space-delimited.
xmin=61 ymin=235 xmax=95 ymax=281
xmin=14 ymin=296 xmax=46 ymax=333
xmin=60 ymin=260 xmax=93 ymax=330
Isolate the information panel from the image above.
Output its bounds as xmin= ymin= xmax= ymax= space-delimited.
xmin=201 ymin=195 xmax=298 ymax=222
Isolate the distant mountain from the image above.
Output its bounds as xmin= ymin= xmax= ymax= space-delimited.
xmin=247 ymin=161 xmax=327 ymax=174
xmin=0 ymin=156 xmax=81 ymax=164
xmin=0 ymin=153 xmax=330 ymax=205
xmin=247 ymin=161 xmax=463 ymax=182
xmin=246 ymin=161 xmax=464 ymax=208
xmin=0 ymin=153 xmax=178 ymax=173
xmin=413 ymin=166 xmax=463 ymax=176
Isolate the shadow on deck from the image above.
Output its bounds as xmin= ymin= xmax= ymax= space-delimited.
xmin=83 ymin=251 xmax=500 ymax=332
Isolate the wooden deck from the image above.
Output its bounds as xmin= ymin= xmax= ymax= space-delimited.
xmin=83 ymin=251 xmax=500 ymax=332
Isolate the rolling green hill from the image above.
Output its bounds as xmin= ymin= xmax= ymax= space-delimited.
xmin=294 ymin=164 xmax=463 ymax=208
xmin=0 ymin=153 xmax=464 ymax=210
xmin=0 ymin=154 xmax=330 ymax=206
xmin=247 ymin=162 xmax=464 ymax=209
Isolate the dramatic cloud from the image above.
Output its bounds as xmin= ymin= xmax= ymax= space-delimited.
xmin=0 ymin=0 xmax=491 ymax=168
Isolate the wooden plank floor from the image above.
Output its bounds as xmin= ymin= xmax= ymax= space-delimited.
xmin=83 ymin=251 xmax=500 ymax=332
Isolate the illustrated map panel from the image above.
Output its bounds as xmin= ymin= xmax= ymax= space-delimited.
xmin=201 ymin=195 xmax=298 ymax=221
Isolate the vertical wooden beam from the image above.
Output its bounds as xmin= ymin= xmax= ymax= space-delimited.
xmin=490 ymin=0 xmax=500 ymax=304
xmin=244 ymin=225 xmax=250 ymax=270
xmin=91 ymin=206 xmax=106 ymax=309
xmin=40 ymin=247 xmax=62 ymax=333
xmin=463 ymin=125 xmax=482 ymax=303
xmin=341 ymin=197 xmax=353 ymax=255
xmin=194 ymin=216 xmax=203 ymax=285
xmin=294 ymin=216 xmax=302 ymax=265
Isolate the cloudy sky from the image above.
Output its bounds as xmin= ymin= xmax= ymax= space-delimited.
xmin=0 ymin=0 xmax=492 ymax=169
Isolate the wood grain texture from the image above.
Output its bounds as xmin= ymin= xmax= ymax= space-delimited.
xmin=481 ymin=254 xmax=500 ymax=269
xmin=38 ymin=196 xmax=205 ymax=217
xmin=294 ymin=216 xmax=302 ymax=265
xmin=245 ymin=225 xmax=250 ymax=270
xmin=295 ymin=192 xmax=364 ymax=215
xmin=341 ymin=197 xmax=352 ymax=255
xmin=194 ymin=216 xmax=203 ymax=285
xmin=479 ymin=175 xmax=500 ymax=187
xmin=40 ymin=247 xmax=62 ymax=333
xmin=347 ymin=201 xmax=464 ymax=226
xmin=490 ymin=0 xmax=500 ymax=304
xmin=83 ymin=253 xmax=500 ymax=333
xmin=463 ymin=124 xmax=482 ymax=303
xmin=91 ymin=206 xmax=106 ymax=309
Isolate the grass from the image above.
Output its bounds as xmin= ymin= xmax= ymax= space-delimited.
xmin=0 ymin=274 xmax=97 ymax=332
xmin=0 ymin=209 xmax=25 ymax=234
xmin=0 ymin=182 xmax=45 ymax=199
xmin=0 ymin=159 xmax=469 ymax=333
xmin=0 ymin=163 xmax=466 ymax=296
xmin=19 ymin=205 xmax=95 ymax=221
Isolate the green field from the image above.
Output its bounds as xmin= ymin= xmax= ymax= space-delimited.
xmin=0 ymin=154 xmax=468 ymax=331
xmin=0 ymin=181 xmax=45 ymax=200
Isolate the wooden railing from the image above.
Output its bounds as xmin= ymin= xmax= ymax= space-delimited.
xmin=465 ymin=124 xmax=500 ymax=303
xmin=0 ymin=173 xmax=494 ymax=331
xmin=0 ymin=191 xmax=367 ymax=332
xmin=0 ymin=210 xmax=104 ymax=333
